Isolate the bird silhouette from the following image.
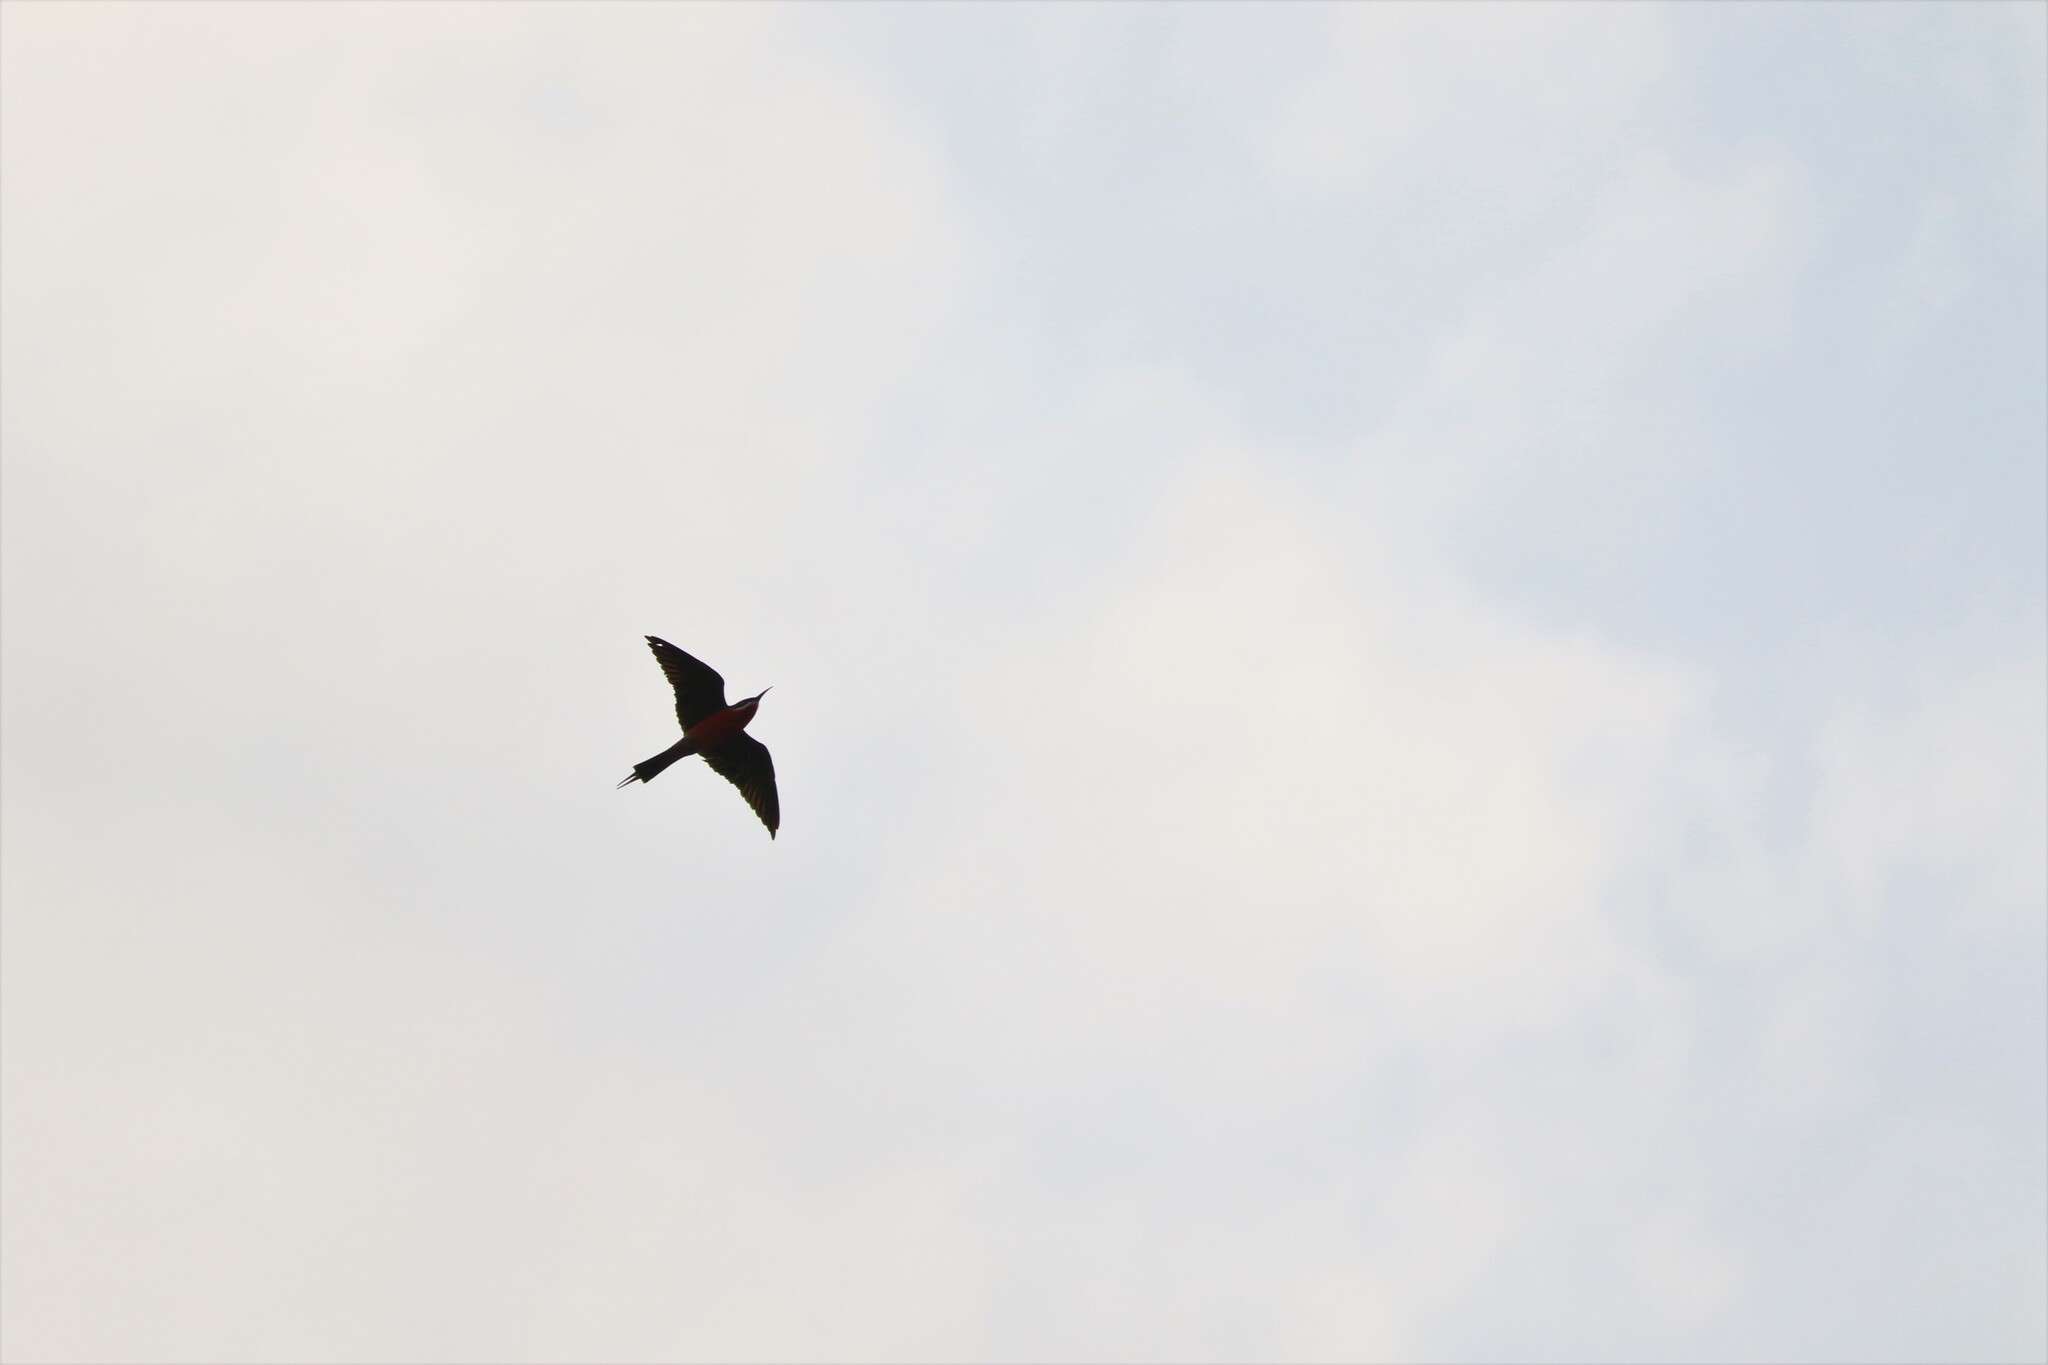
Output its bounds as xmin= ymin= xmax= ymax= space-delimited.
xmin=617 ymin=636 xmax=779 ymax=839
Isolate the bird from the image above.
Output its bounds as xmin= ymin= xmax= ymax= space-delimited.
xmin=617 ymin=635 xmax=779 ymax=839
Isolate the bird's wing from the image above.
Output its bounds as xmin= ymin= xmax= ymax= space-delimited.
xmin=701 ymin=733 xmax=779 ymax=839
xmin=645 ymin=636 xmax=728 ymax=729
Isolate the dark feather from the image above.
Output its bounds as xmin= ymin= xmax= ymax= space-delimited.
xmin=701 ymin=733 xmax=779 ymax=838
xmin=645 ymin=636 xmax=728 ymax=729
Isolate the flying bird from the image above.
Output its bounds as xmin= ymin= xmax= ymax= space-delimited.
xmin=617 ymin=636 xmax=779 ymax=839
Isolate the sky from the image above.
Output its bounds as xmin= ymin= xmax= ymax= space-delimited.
xmin=1 ymin=3 xmax=2043 ymax=1362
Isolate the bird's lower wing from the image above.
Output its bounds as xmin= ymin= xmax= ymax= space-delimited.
xmin=701 ymin=733 xmax=780 ymax=838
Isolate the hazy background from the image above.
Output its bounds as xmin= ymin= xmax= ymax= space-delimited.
xmin=3 ymin=4 xmax=2043 ymax=1362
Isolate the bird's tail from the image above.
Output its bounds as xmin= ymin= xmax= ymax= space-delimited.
xmin=616 ymin=737 xmax=696 ymax=789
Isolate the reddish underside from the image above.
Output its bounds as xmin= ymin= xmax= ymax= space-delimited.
xmin=686 ymin=703 xmax=755 ymax=748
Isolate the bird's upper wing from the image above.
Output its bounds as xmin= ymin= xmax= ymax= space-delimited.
xmin=645 ymin=636 xmax=728 ymax=729
xmin=701 ymin=733 xmax=779 ymax=839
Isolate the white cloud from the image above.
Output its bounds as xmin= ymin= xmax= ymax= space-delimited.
xmin=4 ymin=4 xmax=2041 ymax=1362
xmin=893 ymin=455 xmax=1694 ymax=1059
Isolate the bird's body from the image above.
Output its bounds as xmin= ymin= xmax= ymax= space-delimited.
xmin=618 ymin=636 xmax=779 ymax=838
xmin=680 ymin=701 xmax=761 ymax=750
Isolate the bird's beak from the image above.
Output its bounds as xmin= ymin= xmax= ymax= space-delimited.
xmin=755 ymin=687 xmax=772 ymax=703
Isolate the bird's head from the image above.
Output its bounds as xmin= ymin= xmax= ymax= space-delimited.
xmin=739 ymin=686 xmax=772 ymax=715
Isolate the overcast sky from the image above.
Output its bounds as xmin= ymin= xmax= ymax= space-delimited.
xmin=3 ymin=4 xmax=2043 ymax=1362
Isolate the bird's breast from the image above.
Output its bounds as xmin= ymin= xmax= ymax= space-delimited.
xmin=685 ymin=705 xmax=753 ymax=746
